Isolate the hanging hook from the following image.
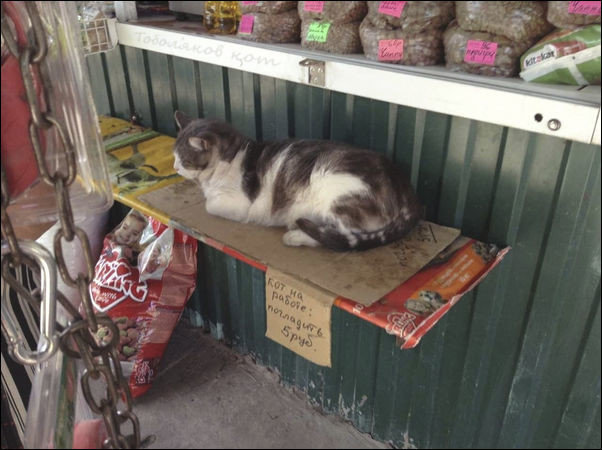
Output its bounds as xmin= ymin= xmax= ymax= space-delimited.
xmin=1 ymin=240 xmax=58 ymax=365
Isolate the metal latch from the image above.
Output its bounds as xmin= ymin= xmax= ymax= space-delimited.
xmin=299 ymin=58 xmax=325 ymax=87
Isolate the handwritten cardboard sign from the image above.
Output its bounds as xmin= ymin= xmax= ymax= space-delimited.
xmin=238 ymin=15 xmax=254 ymax=34
xmin=378 ymin=1 xmax=407 ymax=17
xmin=265 ymin=268 xmax=335 ymax=367
xmin=378 ymin=39 xmax=404 ymax=61
xmin=304 ymin=1 xmax=325 ymax=12
xmin=464 ymin=40 xmax=498 ymax=66
xmin=568 ymin=1 xmax=601 ymax=15
xmin=306 ymin=22 xmax=331 ymax=42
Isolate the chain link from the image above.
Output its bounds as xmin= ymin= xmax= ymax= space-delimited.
xmin=0 ymin=2 xmax=141 ymax=448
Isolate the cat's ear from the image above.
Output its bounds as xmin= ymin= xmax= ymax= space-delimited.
xmin=188 ymin=136 xmax=209 ymax=151
xmin=174 ymin=110 xmax=192 ymax=131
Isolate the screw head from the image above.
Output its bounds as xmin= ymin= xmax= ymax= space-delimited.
xmin=547 ymin=119 xmax=561 ymax=131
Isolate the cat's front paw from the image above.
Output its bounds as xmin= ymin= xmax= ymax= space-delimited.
xmin=282 ymin=230 xmax=320 ymax=248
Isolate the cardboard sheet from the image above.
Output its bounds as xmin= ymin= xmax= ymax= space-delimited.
xmin=139 ymin=180 xmax=460 ymax=305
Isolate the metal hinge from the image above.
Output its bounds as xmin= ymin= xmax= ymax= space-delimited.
xmin=299 ymin=58 xmax=325 ymax=87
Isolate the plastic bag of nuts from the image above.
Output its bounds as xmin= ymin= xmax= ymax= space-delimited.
xmin=456 ymin=1 xmax=553 ymax=43
xmin=240 ymin=1 xmax=298 ymax=14
xmin=298 ymin=1 xmax=367 ymax=24
xmin=365 ymin=1 xmax=454 ymax=33
xmin=360 ymin=17 xmax=444 ymax=65
xmin=237 ymin=9 xmax=301 ymax=43
xmin=547 ymin=1 xmax=601 ymax=29
xmin=90 ymin=210 xmax=197 ymax=397
xmin=444 ymin=21 xmax=533 ymax=77
xmin=301 ymin=20 xmax=363 ymax=53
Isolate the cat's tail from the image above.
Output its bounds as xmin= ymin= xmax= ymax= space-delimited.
xmin=296 ymin=214 xmax=420 ymax=251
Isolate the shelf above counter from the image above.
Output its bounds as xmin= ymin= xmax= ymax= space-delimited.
xmin=115 ymin=19 xmax=601 ymax=146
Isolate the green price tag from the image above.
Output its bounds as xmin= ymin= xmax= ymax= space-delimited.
xmin=306 ymin=22 xmax=331 ymax=42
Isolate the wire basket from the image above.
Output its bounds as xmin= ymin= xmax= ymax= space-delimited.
xmin=80 ymin=16 xmax=117 ymax=55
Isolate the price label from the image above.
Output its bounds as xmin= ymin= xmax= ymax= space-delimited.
xmin=306 ymin=22 xmax=331 ymax=42
xmin=238 ymin=14 xmax=254 ymax=34
xmin=568 ymin=1 xmax=601 ymax=15
xmin=464 ymin=40 xmax=498 ymax=66
xmin=378 ymin=1 xmax=407 ymax=18
xmin=378 ymin=39 xmax=404 ymax=61
xmin=304 ymin=1 xmax=325 ymax=12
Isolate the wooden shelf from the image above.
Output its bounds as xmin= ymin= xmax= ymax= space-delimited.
xmin=115 ymin=19 xmax=601 ymax=145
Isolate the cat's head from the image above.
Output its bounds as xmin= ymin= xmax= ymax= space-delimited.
xmin=173 ymin=111 xmax=246 ymax=182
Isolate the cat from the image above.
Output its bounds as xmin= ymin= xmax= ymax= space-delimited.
xmin=172 ymin=110 xmax=423 ymax=251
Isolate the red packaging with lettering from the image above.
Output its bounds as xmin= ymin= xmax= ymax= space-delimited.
xmin=90 ymin=210 xmax=197 ymax=397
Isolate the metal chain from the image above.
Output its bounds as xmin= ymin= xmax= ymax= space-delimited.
xmin=0 ymin=3 xmax=140 ymax=448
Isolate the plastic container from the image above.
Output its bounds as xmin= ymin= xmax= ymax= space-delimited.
xmin=1 ymin=1 xmax=112 ymax=226
xmin=204 ymin=1 xmax=240 ymax=34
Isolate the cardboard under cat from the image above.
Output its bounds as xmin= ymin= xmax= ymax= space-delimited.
xmin=139 ymin=179 xmax=460 ymax=306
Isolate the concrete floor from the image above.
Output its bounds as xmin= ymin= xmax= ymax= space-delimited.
xmin=134 ymin=321 xmax=388 ymax=449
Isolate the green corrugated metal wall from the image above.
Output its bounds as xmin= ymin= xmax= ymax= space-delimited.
xmin=91 ymin=45 xmax=601 ymax=449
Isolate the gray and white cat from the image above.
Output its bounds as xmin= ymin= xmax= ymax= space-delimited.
xmin=172 ymin=111 xmax=423 ymax=251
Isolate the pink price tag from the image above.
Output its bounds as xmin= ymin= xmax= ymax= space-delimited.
xmin=378 ymin=39 xmax=404 ymax=61
xmin=378 ymin=1 xmax=407 ymax=18
xmin=241 ymin=1 xmax=258 ymax=5
xmin=239 ymin=15 xmax=254 ymax=34
xmin=568 ymin=1 xmax=601 ymax=15
xmin=304 ymin=1 xmax=325 ymax=12
xmin=464 ymin=40 xmax=498 ymax=66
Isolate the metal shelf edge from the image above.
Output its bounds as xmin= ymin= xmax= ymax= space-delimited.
xmin=115 ymin=21 xmax=601 ymax=146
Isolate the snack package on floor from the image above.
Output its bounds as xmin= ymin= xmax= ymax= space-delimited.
xmin=365 ymin=1 xmax=454 ymax=34
xmin=360 ymin=17 xmax=444 ymax=65
xmin=547 ymin=1 xmax=601 ymax=29
xmin=90 ymin=210 xmax=197 ymax=397
xmin=444 ymin=21 xmax=532 ymax=77
xmin=455 ymin=1 xmax=553 ymax=43
xmin=520 ymin=24 xmax=601 ymax=85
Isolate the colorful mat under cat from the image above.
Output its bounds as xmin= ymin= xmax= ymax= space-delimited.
xmin=101 ymin=116 xmax=509 ymax=349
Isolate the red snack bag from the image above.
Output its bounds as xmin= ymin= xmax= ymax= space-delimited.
xmin=90 ymin=210 xmax=197 ymax=397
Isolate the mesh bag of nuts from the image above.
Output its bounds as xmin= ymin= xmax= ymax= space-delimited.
xmin=90 ymin=210 xmax=197 ymax=398
xmin=547 ymin=1 xmax=601 ymax=29
xmin=301 ymin=20 xmax=363 ymax=53
xmin=360 ymin=17 xmax=444 ymax=65
xmin=444 ymin=21 xmax=533 ymax=77
xmin=365 ymin=1 xmax=454 ymax=33
xmin=298 ymin=1 xmax=367 ymax=24
xmin=237 ymin=9 xmax=301 ymax=43
xmin=240 ymin=1 xmax=298 ymax=15
xmin=456 ymin=1 xmax=553 ymax=43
